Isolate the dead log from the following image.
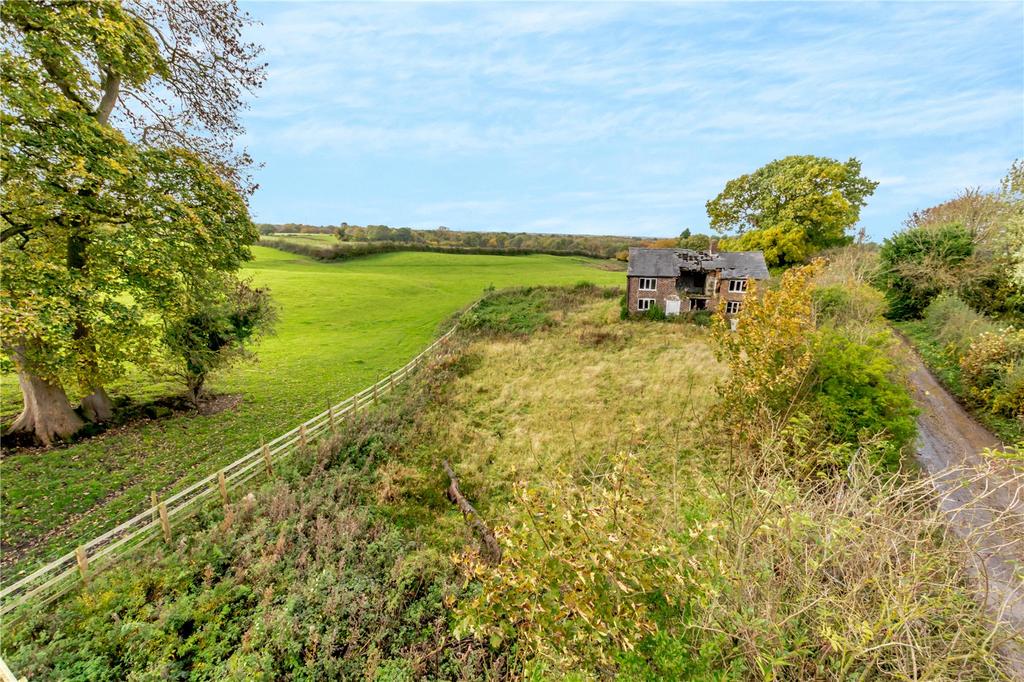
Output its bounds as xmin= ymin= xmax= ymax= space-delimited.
xmin=442 ymin=460 xmax=502 ymax=564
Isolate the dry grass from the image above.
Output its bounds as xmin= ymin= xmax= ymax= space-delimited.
xmin=690 ymin=447 xmax=1023 ymax=679
xmin=416 ymin=293 xmax=1020 ymax=678
xmin=431 ymin=298 xmax=721 ymax=509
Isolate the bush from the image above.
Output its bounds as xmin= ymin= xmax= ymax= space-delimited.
xmin=714 ymin=262 xmax=917 ymax=475
xmin=921 ymin=293 xmax=999 ymax=356
xmin=162 ymin=281 xmax=276 ymax=405
xmin=876 ymin=223 xmax=974 ymax=320
xmin=808 ymin=330 xmax=918 ymax=471
xmin=689 ymin=309 xmax=712 ymax=327
xmin=960 ymin=329 xmax=1024 ymax=418
xmin=460 ymin=284 xmax=613 ymax=336
xmin=813 ymin=282 xmax=884 ymax=331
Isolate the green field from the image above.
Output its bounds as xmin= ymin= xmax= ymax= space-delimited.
xmin=0 ymin=247 xmax=622 ymax=577
xmin=261 ymin=232 xmax=336 ymax=246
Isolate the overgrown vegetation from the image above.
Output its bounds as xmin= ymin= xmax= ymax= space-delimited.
xmin=4 ymin=354 xmax=506 ymax=680
xmin=3 ymin=284 xmax=1017 ymax=678
xmin=873 ymin=161 xmax=1024 ymax=441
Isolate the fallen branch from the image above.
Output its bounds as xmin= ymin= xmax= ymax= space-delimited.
xmin=442 ymin=460 xmax=502 ymax=563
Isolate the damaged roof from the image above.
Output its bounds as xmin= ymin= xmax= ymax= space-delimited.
xmin=627 ymin=247 xmax=769 ymax=280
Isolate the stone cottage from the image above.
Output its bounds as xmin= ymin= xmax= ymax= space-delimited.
xmin=625 ymin=247 xmax=769 ymax=316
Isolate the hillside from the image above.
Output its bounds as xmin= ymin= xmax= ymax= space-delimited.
xmin=4 ymin=285 xmax=1012 ymax=679
xmin=0 ymin=248 xmax=621 ymax=577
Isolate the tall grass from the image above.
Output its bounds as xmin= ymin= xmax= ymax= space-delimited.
xmin=922 ymin=293 xmax=1000 ymax=355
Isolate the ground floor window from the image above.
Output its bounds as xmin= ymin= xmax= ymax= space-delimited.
xmin=726 ymin=300 xmax=742 ymax=314
xmin=637 ymin=298 xmax=654 ymax=311
xmin=689 ymin=298 xmax=707 ymax=310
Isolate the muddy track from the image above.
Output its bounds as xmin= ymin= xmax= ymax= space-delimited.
xmin=903 ymin=339 xmax=1024 ymax=677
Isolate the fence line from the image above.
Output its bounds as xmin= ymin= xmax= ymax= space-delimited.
xmin=0 ymin=322 xmax=464 ymax=619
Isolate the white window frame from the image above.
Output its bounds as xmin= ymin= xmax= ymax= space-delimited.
xmin=637 ymin=298 xmax=654 ymax=311
xmin=725 ymin=300 xmax=742 ymax=314
xmin=728 ymin=279 xmax=748 ymax=293
xmin=638 ymin=277 xmax=657 ymax=291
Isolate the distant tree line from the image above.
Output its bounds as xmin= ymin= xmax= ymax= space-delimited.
xmin=257 ymin=223 xmax=654 ymax=260
xmin=260 ymin=236 xmax=626 ymax=262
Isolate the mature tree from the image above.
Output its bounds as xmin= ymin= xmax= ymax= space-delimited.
xmin=1 ymin=0 xmax=264 ymax=444
xmin=677 ymin=229 xmax=711 ymax=251
xmin=706 ymin=155 xmax=878 ymax=266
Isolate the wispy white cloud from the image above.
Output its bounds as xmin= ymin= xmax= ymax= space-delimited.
xmin=240 ymin=1 xmax=1023 ymax=239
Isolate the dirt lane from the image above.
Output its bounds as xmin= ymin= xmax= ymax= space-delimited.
xmin=903 ymin=340 xmax=1024 ymax=677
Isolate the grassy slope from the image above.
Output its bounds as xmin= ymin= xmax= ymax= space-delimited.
xmin=0 ymin=248 xmax=621 ymax=577
xmin=4 ymin=295 xmax=721 ymax=679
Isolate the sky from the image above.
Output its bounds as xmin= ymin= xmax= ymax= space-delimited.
xmin=239 ymin=1 xmax=1024 ymax=241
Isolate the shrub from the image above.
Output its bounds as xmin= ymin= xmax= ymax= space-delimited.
xmin=921 ymin=293 xmax=999 ymax=356
xmin=712 ymin=261 xmax=822 ymax=416
xmin=689 ymin=309 xmax=712 ymax=327
xmin=808 ymin=330 xmax=918 ymax=471
xmin=813 ymin=282 xmax=884 ymax=332
xmin=643 ymin=304 xmax=667 ymax=321
xmin=460 ymin=284 xmax=615 ymax=336
xmin=876 ymin=223 xmax=974 ymax=320
xmin=161 ymin=280 xmax=276 ymax=406
xmin=960 ymin=329 xmax=1024 ymax=418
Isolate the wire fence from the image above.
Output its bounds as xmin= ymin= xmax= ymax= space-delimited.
xmin=0 ymin=322 xmax=463 ymax=620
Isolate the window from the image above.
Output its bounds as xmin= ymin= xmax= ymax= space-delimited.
xmin=689 ymin=298 xmax=707 ymax=310
xmin=637 ymin=298 xmax=654 ymax=311
xmin=728 ymin=279 xmax=748 ymax=293
xmin=638 ymin=277 xmax=657 ymax=291
xmin=726 ymin=300 xmax=742 ymax=314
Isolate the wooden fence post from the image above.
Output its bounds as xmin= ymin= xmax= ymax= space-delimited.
xmin=75 ymin=546 xmax=89 ymax=585
xmin=352 ymin=394 xmax=359 ymax=416
xmin=299 ymin=423 xmax=308 ymax=448
xmin=217 ymin=471 xmax=229 ymax=510
xmin=262 ymin=440 xmax=274 ymax=476
xmin=328 ymin=404 xmax=336 ymax=433
xmin=389 ymin=372 xmax=395 ymax=392
xmin=158 ymin=502 xmax=172 ymax=544
xmin=372 ymin=376 xmax=378 ymax=402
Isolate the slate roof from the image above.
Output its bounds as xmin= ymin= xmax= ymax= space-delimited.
xmin=627 ymin=248 xmax=769 ymax=280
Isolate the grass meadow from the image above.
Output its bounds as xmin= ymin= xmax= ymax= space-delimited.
xmin=0 ymin=247 xmax=622 ymax=577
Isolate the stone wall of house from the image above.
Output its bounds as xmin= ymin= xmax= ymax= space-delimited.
xmin=717 ymin=278 xmax=750 ymax=316
xmin=627 ymin=274 xmax=761 ymax=316
xmin=627 ymin=276 xmax=677 ymax=312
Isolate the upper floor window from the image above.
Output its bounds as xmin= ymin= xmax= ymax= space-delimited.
xmin=726 ymin=300 xmax=742 ymax=314
xmin=728 ymin=279 xmax=748 ymax=293
xmin=638 ymin=278 xmax=657 ymax=291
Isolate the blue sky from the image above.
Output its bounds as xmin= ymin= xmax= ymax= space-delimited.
xmin=239 ymin=1 xmax=1023 ymax=240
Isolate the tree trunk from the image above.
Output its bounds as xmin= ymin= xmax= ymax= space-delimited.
xmin=9 ymin=367 xmax=84 ymax=446
xmin=81 ymin=386 xmax=113 ymax=423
